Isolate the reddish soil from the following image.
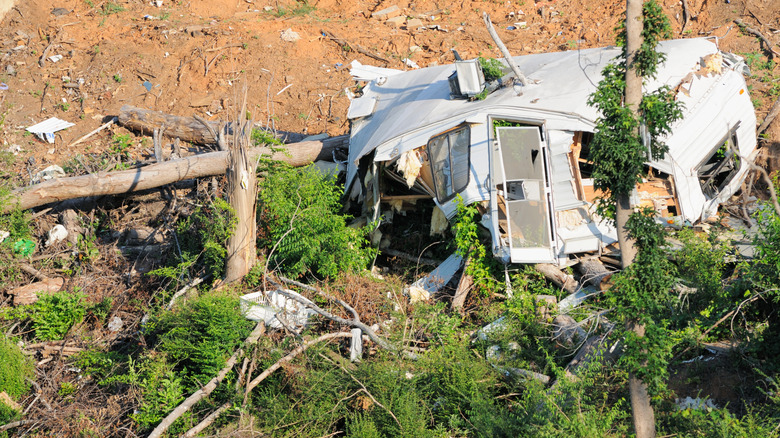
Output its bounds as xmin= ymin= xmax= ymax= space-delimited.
xmin=0 ymin=0 xmax=778 ymax=176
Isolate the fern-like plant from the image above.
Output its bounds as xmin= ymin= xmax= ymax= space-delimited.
xmin=257 ymin=164 xmax=376 ymax=279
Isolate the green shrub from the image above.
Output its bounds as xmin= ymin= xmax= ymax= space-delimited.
xmin=0 ymin=335 xmax=33 ymax=399
xmin=106 ymin=354 xmax=188 ymax=432
xmin=257 ymin=164 xmax=376 ymax=279
xmin=30 ymin=290 xmax=86 ymax=341
xmin=150 ymin=293 xmax=253 ymax=389
xmin=453 ymin=195 xmax=501 ymax=296
xmin=160 ymin=197 xmax=236 ymax=280
xmin=478 ymin=57 xmax=505 ymax=82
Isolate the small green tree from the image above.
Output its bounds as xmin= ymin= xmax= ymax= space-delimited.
xmin=588 ymin=1 xmax=682 ymax=435
xmin=257 ymin=164 xmax=376 ymax=279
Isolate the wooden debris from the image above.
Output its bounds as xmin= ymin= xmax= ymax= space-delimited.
xmin=576 ymin=258 xmax=614 ymax=290
xmin=482 ymin=13 xmax=528 ymax=86
xmin=7 ymin=277 xmax=64 ymax=305
xmin=758 ymin=96 xmax=780 ymax=136
xmin=3 ymin=134 xmax=348 ymax=213
xmin=68 ymin=117 xmax=117 ymax=148
xmin=535 ymin=263 xmax=578 ymax=295
xmin=451 ymin=259 xmax=473 ymax=314
xmin=321 ymin=30 xmax=390 ymax=64
xmin=0 ymin=392 xmax=22 ymax=413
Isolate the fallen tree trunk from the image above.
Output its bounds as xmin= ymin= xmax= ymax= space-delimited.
xmin=4 ymin=135 xmax=348 ymax=213
xmin=535 ymin=263 xmax=578 ymax=295
xmin=118 ymin=105 xmax=227 ymax=145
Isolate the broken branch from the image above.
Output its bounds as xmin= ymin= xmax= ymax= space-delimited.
xmin=148 ymin=322 xmax=265 ymax=438
xmin=734 ymin=19 xmax=780 ymax=58
xmin=758 ymin=95 xmax=780 ymax=136
xmin=321 ymin=30 xmax=390 ymax=64
xmin=482 ymin=13 xmax=528 ymax=86
xmin=243 ymin=332 xmax=353 ymax=403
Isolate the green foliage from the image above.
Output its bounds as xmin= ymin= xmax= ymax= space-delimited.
xmin=453 ymin=194 xmax=501 ymax=296
xmin=0 ymin=335 xmax=33 ymax=399
xmin=478 ymin=56 xmax=505 ymax=82
xmin=161 ymin=197 xmax=236 ymax=280
xmin=250 ymin=128 xmax=283 ymax=147
xmin=149 ymin=293 xmax=253 ymax=390
xmin=28 ymin=290 xmax=87 ymax=341
xmin=106 ymin=354 xmax=189 ymax=432
xmin=615 ymin=0 xmax=673 ymax=77
xmin=588 ymin=0 xmax=683 ymax=215
xmin=0 ymin=203 xmax=32 ymax=286
xmin=258 ymin=164 xmax=376 ymax=279
xmin=58 ymin=381 xmax=78 ymax=397
xmin=271 ymin=1 xmax=315 ymax=17
xmin=606 ymin=209 xmax=675 ymax=396
xmin=659 ymin=404 xmax=780 ymax=438
xmin=100 ymin=2 xmax=125 ymax=15
xmin=673 ymin=229 xmax=736 ymax=334
xmin=0 ymin=400 xmax=21 ymax=427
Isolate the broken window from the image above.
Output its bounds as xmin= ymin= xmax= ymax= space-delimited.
xmin=698 ymin=130 xmax=740 ymax=200
xmin=428 ymin=125 xmax=470 ymax=202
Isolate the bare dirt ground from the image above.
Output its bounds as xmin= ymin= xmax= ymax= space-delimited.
xmin=0 ymin=0 xmax=778 ymax=174
xmin=1 ymin=0 xmax=780 ymax=435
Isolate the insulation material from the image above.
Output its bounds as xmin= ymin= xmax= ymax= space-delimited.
xmin=396 ymin=149 xmax=423 ymax=188
xmin=698 ymin=53 xmax=723 ymax=76
xmin=430 ymin=206 xmax=448 ymax=235
xmin=388 ymin=199 xmax=404 ymax=213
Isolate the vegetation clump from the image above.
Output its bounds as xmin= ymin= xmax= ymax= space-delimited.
xmin=257 ymin=164 xmax=376 ymax=279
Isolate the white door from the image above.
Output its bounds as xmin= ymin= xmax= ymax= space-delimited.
xmin=494 ymin=126 xmax=556 ymax=263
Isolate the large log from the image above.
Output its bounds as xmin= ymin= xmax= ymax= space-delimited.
xmin=3 ymin=135 xmax=348 ymax=213
xmin=535 ymin=263 xmax=578 ymax=295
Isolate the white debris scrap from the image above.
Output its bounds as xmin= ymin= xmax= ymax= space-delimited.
xmin=240 ymin=289 xmax=315 ymax=329
xmin=32 ymin=165 xmax=66 ymax=184
xmin=0 ymin=230 xmax=9 ymax=244
xmin=280 ymin=28 xmax=300 ymax=42
xmin=45 ymin=224 xmax=68 ymax=247
xmin=26 ymin=117 xmax=75 ymax=143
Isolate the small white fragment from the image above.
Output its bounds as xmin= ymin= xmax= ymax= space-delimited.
xmin=45 ymin=224 xmax=68 ymax=247
xmin=0 ymin=230 xmax=9 ymax=243
xmin=48 ymin=55 xmax=63 ymax=63
xmin=280 ymin=28 xmax=300 ymax=42
xmin=108 ymin=316 xmax=124 ymax=332
xmin=32 ymin=165 xmax=66 ymax=184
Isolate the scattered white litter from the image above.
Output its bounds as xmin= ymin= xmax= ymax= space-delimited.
xmin=403 ymin=58 xmax=420 ymax=69
xmin=32 ymin=165 xmax=66 ymax=184
xmin=280 ymin=28 xmax=300 ymax=42
xmin=240 ymin=289 xmax=315 ymax=329
xmin=108 ymin=316 xmax=124 ymax=332
xmin=0 ymin=230 xmax=9 ymax=244
xmin=675 ymin=396 xmax=718 ymax=410
xmin=48 ymin=54 xmax=63 ymax=63
xmin=45 ymin=224 xmax=68 ymax=247
xmin=26 ymin=117 xmax=75 ymax=143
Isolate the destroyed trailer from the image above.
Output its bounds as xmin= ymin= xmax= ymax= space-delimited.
xmin=344 ymin=38 xmax=758 ymax=266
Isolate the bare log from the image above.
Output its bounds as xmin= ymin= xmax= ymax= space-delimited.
xmin=758 ymin=95 xmax=780 ymax=136
xmin=452 ymin=258 xmax=473 ymax=314
xmin=734 ymin=19 xmax=780 ymax=58
xmin=482 ymin=13 xmax=528 ymax=86
xmin=3 ymin=135 xmax=348 ymax=213
xmin=224 ymin=102 xmax=258 ymax=283
xmin=535 ymin=263 xmax=578 ymax=295
xmin=119 ymin=105 xmax=225 ymax=145
xmin=182 ymin=402 xmax=232 ymax=438
xmin=576 ymin=259 xmax=614 ymax=291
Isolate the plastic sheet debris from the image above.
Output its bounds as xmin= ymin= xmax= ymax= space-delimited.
xmin=108 ymin=316 xmax=124 ymax=332
xmin=26 ymin=118 xmax=75 ymax=143
xmin=0 ymin=83 xmax=8 ymax=91
xmin=45 ymin=224 xmax=68 ymax=247
xmin=13 ymin=238 xmax=35 ymax=257
xmin=406 ymin=253 xmax=463 ymax=304
xmin=240 ymin=289 xmax=316 ymax=329
xmin=0 ymin=230 xmax=9 ymax=244
xmin=48 ymin=54 xmax=63 ymax=63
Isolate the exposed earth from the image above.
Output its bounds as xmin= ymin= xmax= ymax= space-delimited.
xmin=1 ymin=0 xmax=779 ymax=174
xmin=1 ymin=0 xmax=780 ymax=436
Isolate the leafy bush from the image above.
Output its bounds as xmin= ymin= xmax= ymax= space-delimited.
xmin=106 ymin=354 xmax=188 ymax=432
xmin=150 ymin=293 xmax=253 ymax=389
xmin=30 ymin=290 xmax=86 ymax=341
xmin=0 ymin=335 xmax=33 ymax=399
xmin=478 ymin=57 xmax=505 ymax=82
xmin=257 ymin=164 xmax=376 ymax=279
xmin=453 ymin=195 xmax=501 ymax=296
xmin=160 ymin=197 xmax=236 ymax=280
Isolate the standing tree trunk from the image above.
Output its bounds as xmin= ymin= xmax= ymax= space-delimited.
xmin=224 ymin=92 xmax=258 ymax=283
xmin=625 ymin=1 xmax=655 ymax=437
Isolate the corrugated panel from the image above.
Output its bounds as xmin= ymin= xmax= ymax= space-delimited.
xmin=548 ymin=130 xmax=583 ymax=211
xmin=26 ymin=117 xmax=74 ymax=134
